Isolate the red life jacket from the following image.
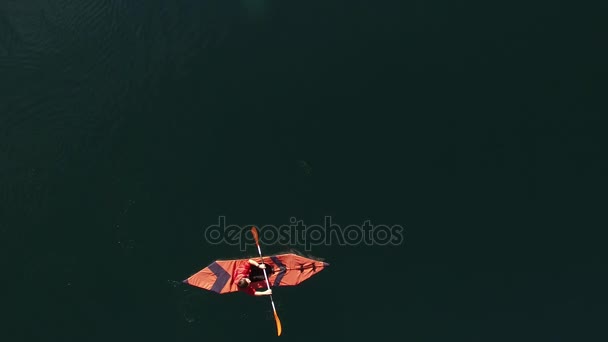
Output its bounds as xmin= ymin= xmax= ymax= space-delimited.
xmin=233 ymin=261 xmax=251 ymax=283
xmin=233 ymin=261 xmax=255 ymax=295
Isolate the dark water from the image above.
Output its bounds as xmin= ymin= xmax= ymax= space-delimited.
xmin=1 ymin=1 xmax=606 ymax=341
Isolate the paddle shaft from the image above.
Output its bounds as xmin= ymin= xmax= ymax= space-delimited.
xmin=255 ymin=244 xmax=276 ymax=309
xmin=251 ymin=227 xmax=282 ymax=336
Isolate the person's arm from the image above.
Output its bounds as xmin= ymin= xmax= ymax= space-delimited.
xmin=248 ymin=259 xmax=265 ymax=268
xmin=254 ymin=289 xmax=272 ymax=296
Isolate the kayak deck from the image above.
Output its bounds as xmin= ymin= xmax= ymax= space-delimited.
xmin=183 ymin=253 xmax=329 ymax=294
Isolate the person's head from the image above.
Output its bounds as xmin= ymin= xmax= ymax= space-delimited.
xmin=237 ymin=278 xmax=251 ymax=289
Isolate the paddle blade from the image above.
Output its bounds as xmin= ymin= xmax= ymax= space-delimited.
xmin=251 ymin=226 xmax=260 ymax=246
xmin=274 ymin=310 xmax=282 ymax=336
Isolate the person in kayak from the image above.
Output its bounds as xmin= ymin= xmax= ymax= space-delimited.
xmin=234 ymin=258 xmax=274 ymax=296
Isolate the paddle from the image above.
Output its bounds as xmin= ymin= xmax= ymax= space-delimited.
xmin=251 ymin=226 xmax=282 ymax=336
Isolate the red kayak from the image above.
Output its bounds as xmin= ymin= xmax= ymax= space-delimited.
xmin=183 ymin=253 xmax=329 ymax=294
